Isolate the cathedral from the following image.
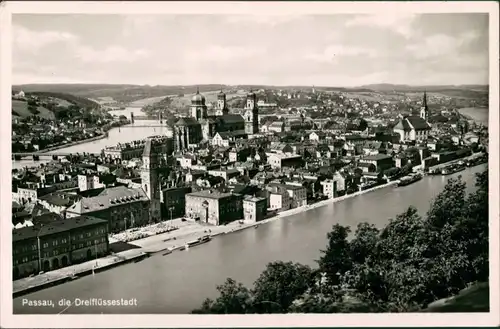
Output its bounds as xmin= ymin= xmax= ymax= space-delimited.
xmin=173 ymin=88 xmax=259 ymax=151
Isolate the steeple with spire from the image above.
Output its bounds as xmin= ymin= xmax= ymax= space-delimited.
xmin=420 ymin=91 xmax=429 ymax=122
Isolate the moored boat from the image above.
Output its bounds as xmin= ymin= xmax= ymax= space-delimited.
xmin=397 ymin=174 xmax=423 ymax=187
xmin=186 ymin=235 xmax=212 ymax=248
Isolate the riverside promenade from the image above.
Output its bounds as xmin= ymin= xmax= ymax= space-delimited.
xmin=13 ymin=249 xmax=148 ymax=297
xmin=12 ymin=179 xmax=399 ymax=297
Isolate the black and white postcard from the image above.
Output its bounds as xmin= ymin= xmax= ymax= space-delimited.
xmin=0 ymin=1 xmax=498 ymax=328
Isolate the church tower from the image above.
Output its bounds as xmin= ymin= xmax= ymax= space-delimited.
xmin=190 ymin=87 xmax=208 ymax=121
xmin=420 ymin=91 xmax=429 ymax=121
xmin=215 ymin=89 xmax=229 ymax=116
xmin=141 ymin=138 xmax=161 ymax=223
xmin=244 ymin=89 xmax=259 ymax=135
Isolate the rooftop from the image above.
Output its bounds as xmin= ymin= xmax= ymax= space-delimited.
xmin=187 ymin=189 xmax=239 ymax=200
xmin=361 ymin=154 xmax=393 ymax=161
xmin=12 ymin=215 xmax=108 ymax=242
xmin=67 ymin=186 xmax=148 ymax=214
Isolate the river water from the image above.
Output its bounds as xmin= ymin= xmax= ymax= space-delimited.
xmin=13 ymin=164 xmax=487 ymax=314
xmin=456 ymin=107 xmax=489 ymax=126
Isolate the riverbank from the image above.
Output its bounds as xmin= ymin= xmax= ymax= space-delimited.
xmin=12 ymin=249 xmax=149 ymax=298
xmin=36 ymin=132 xmax=108 ymax=154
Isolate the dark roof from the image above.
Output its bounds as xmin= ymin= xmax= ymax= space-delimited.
xmin=345 ymin=134 xmax=365 ymax=141
xmin=393 ymin=119 xmax=412 ymax=131
xmin=406 ymin=116 xmax=431 ymax=130
xmin=217 ymin=114 xmax=245 ymax=124
xmin=12 ymin=215 xmax=107 ymax=242
xmin=361 ymin=154 xmax=393 ymax=161
xmin=38 ymin=193 xmax=75 ymax=207
xmin=176 ymin=117 xmax=200 ymax=126
xmin=32 ymin=212 xmax=63 ymax=225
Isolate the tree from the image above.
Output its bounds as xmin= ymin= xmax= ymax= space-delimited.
xmin=191 ymin=278 xmax=252 ymax=314
xmin=317 ymin=224 xmax=352 ymax=286
xmin=252 ymin=261 xmax=315 ymax=313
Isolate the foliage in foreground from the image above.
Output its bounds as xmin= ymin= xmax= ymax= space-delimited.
xmin=192 ymin=171 xmax=489 ymax=313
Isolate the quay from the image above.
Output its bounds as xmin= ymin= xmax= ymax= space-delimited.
xmin=13 ymin=249 xmax=149 ymax=298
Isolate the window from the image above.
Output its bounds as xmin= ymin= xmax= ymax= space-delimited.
xmin=53 ymin=240 xmax=58 ymax=246
xmin=43 ymin=243 xmax=48 ymax=248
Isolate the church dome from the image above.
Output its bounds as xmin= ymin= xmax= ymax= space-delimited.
xmin=191 ymin=87 xmax=206 ymax=105
xmin=191 ymin=92 xmax=205 ymax=105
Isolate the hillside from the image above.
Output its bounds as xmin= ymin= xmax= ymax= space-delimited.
xmin=27 ymin=91 xmax=99 ymax=109
xmin=11 ymin=99 xmax=55 ymax=120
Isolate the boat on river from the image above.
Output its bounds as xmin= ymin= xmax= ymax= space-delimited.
xmin=186 ymin=235 xmax=212 ymax=248
xmin=442 ymin=163 xmax=466 ymax=175
xmin=397 ymin=174 xmax=423 ymax=187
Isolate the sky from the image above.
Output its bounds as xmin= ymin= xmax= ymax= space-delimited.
xmin=12 ymin=13 xmax=489 ymax=86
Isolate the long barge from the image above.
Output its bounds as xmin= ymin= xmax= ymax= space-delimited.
xmin=397 ymin=173 xmax=423 ymax=187
xmin=185 ymin=235 xmax=212 ymax=249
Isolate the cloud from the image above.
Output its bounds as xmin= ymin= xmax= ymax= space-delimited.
xmin=406 ymin=31 xmax=482 ymax=60
xmin=75 ymin=45 xmax=150 ymax=63
xmin=13 ymin=25 xmax=78 ymax=51
xmin=345 ymin=13 xmax=416 ymax=37
xmin=305 ymin=45 xmax=377 ymax=63
xmin=186 ymin=45 xmax=265 ymax=62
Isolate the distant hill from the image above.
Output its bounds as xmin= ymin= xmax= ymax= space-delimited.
xmin=13 ymin=84 xmax=227 ymax=103
xmin=13 ymin=83 xmax=489 ymax=103
xmin=359 ymin=83 xmax=489 ymax=92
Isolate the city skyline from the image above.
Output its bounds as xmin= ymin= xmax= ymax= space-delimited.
xmin=13 ymin=13 xmax=489 ymax=87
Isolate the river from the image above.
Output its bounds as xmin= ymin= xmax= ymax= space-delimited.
xmin=457 ymin=107 xmax=489 ymax=126
xmin=13 ymin=164 xmax=487 ymax=314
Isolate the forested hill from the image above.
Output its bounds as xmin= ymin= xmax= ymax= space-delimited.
xmin=26 ymin=91 xmax=99 ymax=109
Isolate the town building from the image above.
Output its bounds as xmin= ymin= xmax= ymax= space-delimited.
xmin=66 ymin=185 xmax=150 ymax=233
xmin=358 ymin=154 xmax=394 ymax=173
xmin=185 ymin=190 xmax=243 ymax=225
xmin=269 ymin=191 xmax=291 ymax=211
xmin=12 ymin=215 xmax=109 ymax=279
xmin=161 ymin=186 xmax=192 ymax=220
xmin=243 ymin=196 xmax=267 ymax=222
xmin=267 ymin=152 xmax=303 ymax=169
